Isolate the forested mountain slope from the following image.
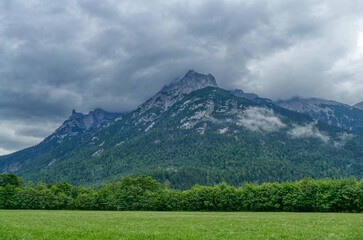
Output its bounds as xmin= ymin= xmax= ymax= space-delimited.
xmin=0 ymin=109 xmax=119 ymax=173
xmin=1 ymin=71 xmax=362 ymax=189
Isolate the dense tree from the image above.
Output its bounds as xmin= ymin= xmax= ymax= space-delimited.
xmin=4 ymin=88 xmax=361 ymax=190
xmin=0 ymin=173 xmax=23 ymax=187
xmin=0 ymin=173 xmax=361 ymax=212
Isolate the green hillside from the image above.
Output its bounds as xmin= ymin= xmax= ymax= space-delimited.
xmin=13 ymin=87 xmax=362 ymax=189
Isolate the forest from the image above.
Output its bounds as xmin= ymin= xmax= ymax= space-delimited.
xmin=0 ymin=173 xmax=362 ymax=212
xmin=4 ymin=87 xmax=361 ymax=189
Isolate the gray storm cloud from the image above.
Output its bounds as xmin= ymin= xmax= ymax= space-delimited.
xmin=1 ymin=0 xmax=363 ymax=153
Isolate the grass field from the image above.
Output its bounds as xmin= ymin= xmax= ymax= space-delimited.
xmin=0 ymin=210 xmax=362 ymax=240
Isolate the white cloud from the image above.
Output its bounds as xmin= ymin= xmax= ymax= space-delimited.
xmin=288 ymin=121 xmax=330 ymax=143
xmin=237 ymin=107 xmax=286 ymax=132
xmin=333 ymin=132 xmax=354 ymax=148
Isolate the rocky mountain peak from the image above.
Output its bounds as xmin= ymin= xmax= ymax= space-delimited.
xmin=69 ymin=109 xmax=83 ymax=120
xmin=135 ymin=70 xmax=219 ymax=121
xmin=230 ymin=89 xmax=258 ymax=100
xmin=161 ymin=70 xmax=217 ymax=94
xmin=45 ymin=108 xmax=118 ymax=144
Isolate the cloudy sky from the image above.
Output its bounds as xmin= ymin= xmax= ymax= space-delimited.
xmin=1 ymin=0 xmax=363 ymax=155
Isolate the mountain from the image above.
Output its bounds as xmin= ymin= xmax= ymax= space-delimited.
xmin=0 ymin=71 xmax=362 ymax=189
xmin=276 ymin=97 xmax=363 ymax=134
xmin=44 ymin=108 xmax=119 ymax=145
xmin=0 ymin=109 xmax=118 ymax=173
xmin=354 ymin=101 xmax=363 ymax=111
xmin=161 ymin=70 xmax=217 ymax=93
xmin=229 ymin=89 xmax=259 ymax=100
xmin=134 ymin=70 xmax=217 ymax=120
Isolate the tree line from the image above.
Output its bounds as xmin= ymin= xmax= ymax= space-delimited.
xmin=0 ymin=173 xmax=362 ymax=212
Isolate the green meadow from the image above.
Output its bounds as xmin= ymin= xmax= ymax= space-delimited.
xmin=0 ymin=210 xmax=361 ymax=239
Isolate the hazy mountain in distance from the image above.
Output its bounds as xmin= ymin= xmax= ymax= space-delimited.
xmin=353 ymin=101 xmax=363 ymax=111
xmin=276 ymin=97 xmax=363 ymax=134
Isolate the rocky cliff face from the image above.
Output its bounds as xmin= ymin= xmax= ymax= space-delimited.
xmin=44 ymin=109 xmax=119 ymax=144
xmin=161 ymin=70 xmax=217 ymax=93
xmin=132 ymin=70 xmax=218 ymax=124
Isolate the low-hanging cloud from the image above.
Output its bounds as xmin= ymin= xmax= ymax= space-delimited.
xmin=333 ymin=132 xmax=354 ymax=148
xmin=237 ymin=107 xmax=286 ymax=132
xmin=288 ymin=121 xmax=330 ymax=143
xmin=1 ymin=0 xmax=363 ymax=154
xmin=288 ymin=122 xmax=355 ymax=147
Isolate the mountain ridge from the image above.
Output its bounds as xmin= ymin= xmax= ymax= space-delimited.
xmin=0 ymin=70 xmax=362 ymax=189
xmin=0 ymin=108 xmax=118 ymax=173
xmin=354 ymin=101 xmax=363 ymax=110
xmin=276 ymin=97 xmax=363 ymax=133
xmin=45 ymin=108 xmax=119 ymax=144
xmin=229 ymin=89 xmax=259 ymax=100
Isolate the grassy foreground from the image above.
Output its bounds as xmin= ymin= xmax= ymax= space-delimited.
xmin=0 ymin=211 xmax=362 ymax=240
